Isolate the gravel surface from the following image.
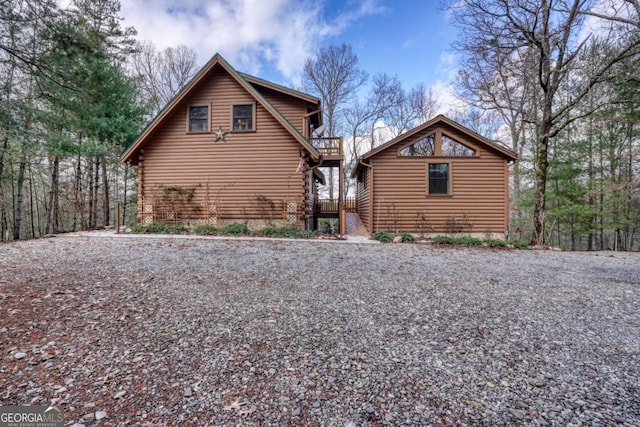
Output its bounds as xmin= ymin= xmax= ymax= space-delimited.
xmin=1 ymin=233 xmax=639 ymax=426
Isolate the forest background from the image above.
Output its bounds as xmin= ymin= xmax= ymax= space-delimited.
xmin=0 ymin=0 xmax=638 ymax=250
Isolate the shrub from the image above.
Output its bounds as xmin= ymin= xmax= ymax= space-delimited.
xmin=256 ymin=227 xmax=315 ymax=239
xmin=510 ymin=240 xmax=530 ymax=249
xmin=431 ymin=235 xmax=455 ymax=245
xmin=294 ymin=229 xmax=317 ymax=239
xmin=165 ymin=224 xmax=189 ymax=233
xmin=218 ymin=222 xmax=250 ymax=234
xmin=255 ymin=227 xmax=277 ymax=236
xmin=192 ymin=224 xmax=218 ymax=235
xmin=370 ymin=231 xmax=394 ymax=243
xmin=397 ymin=232 xmax=416 ymax=243
xmin=456 ymin=236 xmax=483 ymax=246
xmin=133 ymin=223 xmax=188 ymax=234
xmin=144 ymin=223 xmax=169 ymax=233
xmin=484 ymin=238 xmax=507 ymax=248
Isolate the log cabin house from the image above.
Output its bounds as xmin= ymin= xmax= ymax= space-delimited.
xmin=120 ymin=53 xmax=346 ymax=233
xmin=353 ymin=115 xmax=517 ymax=239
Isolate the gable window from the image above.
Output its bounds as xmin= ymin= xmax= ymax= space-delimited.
xmin=428 ymin=163 xmax=450 ymax=195
xmin=441 ymin=135 xmax=475 ymax=156
xmin=232 ymin=104 xmax=255 ymax=131
xmin=188 ymin=105 xmax=209 ymax=132
xmin=400 ymin=135 xmax=435 ymax=156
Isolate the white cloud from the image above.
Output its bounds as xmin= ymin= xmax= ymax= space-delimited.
xmin=119 ymin=0 xmax=384 ymax=82
xmin=432 ymin=79 xmax=466 ymax=116
xmin=430 ymin=51 xmax=466 ymax=116
xmin=578 ymin=0 xmax=637 ymax=43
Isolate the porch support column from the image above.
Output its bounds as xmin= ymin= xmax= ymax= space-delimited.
xmin=339 ymin=155 xmax=345 ymax=235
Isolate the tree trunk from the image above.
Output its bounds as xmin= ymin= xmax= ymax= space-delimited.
xmin=87 ymin=157 xmax=94 ymax=228
xmin=28 ymin=162 xmax=36 ymax=238
xmin=102 ymin=156 xmax=109 ymax=226
xmin=45 ymin=156 xmax=60 ymax=234
xmin=0 ymin=135 xmax=8 ymax=241
xmin=73 ymin=154 xmax=82 ymax=230
xmin=13 ymin=157 xmax=27 ymax=240
xmin=122 ymin=163 xmax=128 ymax=226
xmin=92 ymin=156 xmax=100 ymax=227
xmin=532 ymin=120 xmax=551 ymax=246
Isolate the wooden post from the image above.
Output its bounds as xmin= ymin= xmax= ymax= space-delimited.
xmin=115 ymin=201 xmax=121 ymax=234
xmin=338 ymin=139 xmax=345 ymax=235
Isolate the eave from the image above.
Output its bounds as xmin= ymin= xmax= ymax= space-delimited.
xmin=352 ymin=114 xmax=518 ymax=178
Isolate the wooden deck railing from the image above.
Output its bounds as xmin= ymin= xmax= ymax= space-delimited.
xmin=315 ymin=199 xmax=339 ymax=214
xmin=311 ymin=136 xmax=343 ymax=157
xmin=345 ymin=197 xmax=356 ymax=212
xmin=315 ymin=197 xmax=356 ymax=214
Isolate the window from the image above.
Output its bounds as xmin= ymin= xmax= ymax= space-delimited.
xmin=188 ymin=106 xmax=209 ymax=132
xmin=357 ymin=169 xmax=368 ymax=189
xmin=400 ymin=135 xmax=435 ymax=156
xmin=232 ymin=104 xmax=254 ymax=131
xmin=441 ymin=135 xmax=475 ymax=156
xmin=428 ymin=163 xmax=449 ymax=195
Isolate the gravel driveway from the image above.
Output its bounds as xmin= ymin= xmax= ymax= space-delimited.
xmin=1 ymin=233 xmax=639 ymax=426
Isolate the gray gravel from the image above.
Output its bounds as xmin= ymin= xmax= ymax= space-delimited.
xmin=1 ymin=233 xmax=639 ymax=426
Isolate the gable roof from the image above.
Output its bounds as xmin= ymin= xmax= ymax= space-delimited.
xmin=353 ymin=115 xmax=517 ymax=177
xmin=120 ymin=53 xmax=320 ymax=163
xmin=240 ymin=72 xmax=320 ymax=104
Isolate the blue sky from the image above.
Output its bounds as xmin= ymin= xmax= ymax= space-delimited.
xmin=120 ymin=0 xmax=460 ymax=108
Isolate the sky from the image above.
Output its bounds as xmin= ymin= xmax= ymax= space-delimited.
xmin=119 ymin=0 xmax=461 ymax=110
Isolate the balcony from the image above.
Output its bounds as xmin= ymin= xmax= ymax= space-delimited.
xmin=311 ymin=136 xmax=343 ymax=159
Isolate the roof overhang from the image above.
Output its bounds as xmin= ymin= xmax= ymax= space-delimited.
xmin=352 ymin=114 xmax=518 ymax=178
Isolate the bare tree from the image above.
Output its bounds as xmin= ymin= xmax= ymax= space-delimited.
xmin=342 ymin=73 xmax=440 ymax=197
xmin=131 ymin=41 xmax=198 ymax=114
xmin=450 ymin=0 xmax=640 ymax=245
xmin=343 ymin=73 xmax=400 ymax=195
xmin=303 ymin=43 xmax=368 ymax=199
xmin=383 ymin=83 xmax=439 ymax=138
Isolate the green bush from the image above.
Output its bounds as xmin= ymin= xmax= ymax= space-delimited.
xmin=255 ymin=227 xmax=276 ymax=236
xmin=397 ymin=232 xmax=416 ymax=243
xmin=484 ymin=238 xmax=507 ymax=248
xmin=510 ymin=240 xmax=529 ymax=249
xmin=432 ymin=235 xmax=482 ymax=246
xmin=431 ymin=235 xmax=455 ymax=244
xmin=457 ymin=236 xmax=483 ymax=246
xmin=145 ymin=223 xmax=169 ymax=233
xmin=218 ymin=222 xmax=250 ymax=234
xmin=256 ymin=227 xmax=315 ymax=239
xmin=370 ymin=231 xmax=394 ymax=243
xmin=192 ymin=224 xmax=219 ymax=235
xmin=132 ymin=223 xmax=188 ymax=234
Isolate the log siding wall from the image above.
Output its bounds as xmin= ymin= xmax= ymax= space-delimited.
xmin=366 ymin=125 xmax=510 ymax=236
xmin=138 ymin=67 xmax=307 ymax=224
xmin=355 ymin=167 xmax=371 ymax=231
